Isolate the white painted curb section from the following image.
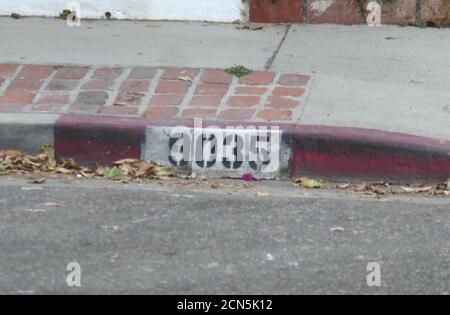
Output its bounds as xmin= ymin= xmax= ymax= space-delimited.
xmin=0 ymin=0 xmax=244 ymax=22
xmin=144 ymin=125 xmax=291 ymax=179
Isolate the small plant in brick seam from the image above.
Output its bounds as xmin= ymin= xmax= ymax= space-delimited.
xmin=225 ymin=65 xmax=252 ymax=78
xmin=416 ymin=19 xmax=427 ymax=29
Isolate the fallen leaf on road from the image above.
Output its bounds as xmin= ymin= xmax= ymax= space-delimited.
xmin=24 ymin=209 xmax=47 ymax=213
xmin=337 ymin=183 xmax=350 ymax=189
xmin=21 ymin=186 xmax=44 ymax=191
xmin=400 ymin=186 xmax=434 ymax=193
xmin=330 ymin=226 xmax=345 ymax=233
xmin=295 ymin=177 xmax=323 ymax=189
xmin=55 ymin=167 xmax=73 ymax=174
xmin=29 ymin=177 xmax=46 ymax=184
xmin=44 ymin=202 xmax=60 ymax=207
xmin=104 ymin=166 xmax=122 ymax=179
xmin=256 ymin=192 xmax=271 ymax=197
xmin=354 ymin=183 xmax=368 ymax=192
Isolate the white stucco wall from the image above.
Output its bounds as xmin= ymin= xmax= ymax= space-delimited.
xmin=0 ymin=0 xmax=245 ymax=22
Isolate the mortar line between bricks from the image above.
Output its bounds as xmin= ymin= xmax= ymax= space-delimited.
xmin=264 ymin=24 xmax=291 ymax=71
xmin=23 ymin=66 xmax=58 ymax=113
xmin=0 ymin=64 xmax=24 ymax=95
xmin=219 ymin=75 xmax=239 ymax=117
xmin=251 ymin=72 xmax=282 ymax=122
xmin=137 ymin=68 xmax=163 ymax=117
xmin=59 ymin=66 xmax=96 ymax=114
xmin=105 ymin=67 xmax=131 ymax=109
xmin=175 ymin=69 xmax=204 ymax=119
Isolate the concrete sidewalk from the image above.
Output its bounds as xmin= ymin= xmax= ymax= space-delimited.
xmin=1 ymin=17 xmax=450 ymax=140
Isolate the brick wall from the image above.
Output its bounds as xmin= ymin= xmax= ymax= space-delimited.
xmin=249 ymin=0 xmax=450 ymax=27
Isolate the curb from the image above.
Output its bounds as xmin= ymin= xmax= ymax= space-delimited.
xmin=1 ymin=113 xmax=450 ymax=181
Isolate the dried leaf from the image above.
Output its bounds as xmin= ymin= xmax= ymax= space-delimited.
xmin=330 ymin=226 xmax=345 ymax=233
xmin=337 ymin=183 xmax=350 ymax=189
xmin=115 ymin=158 xmax=141 ymax=165
xmin=24 ymin=208 xmax=47 ymax=213
xmin=354 ymin=183 xmax=368 ymax=192
xmin=62 ymin=158 xmax=81 ymax=170
xmin=54 ymin=167 xmax=73 ymax=174
xmin=21 ymin=186 xmax=44 ymax=191
xmin=236 ymin=23 xmax=264 ymax=31
xmin=0 ymin=150 xmax=23 ymax=159
xmin=95 ymin=165 xmax=107 ymax=176
xmin=400 ymin=186 xmax=433 ymax=193
xmin=40 ymin=144 xmax=56 ymax=168
xmin=29 ymin=177 xmax=46 ymax=184
xmin=44 ymin=202 xmax=60 ymax=207
xmin=177 ymin=76 xmax=193 ymax=83
xmin=153 ymin=165 xmax=174 ymax=177
xmin=295 ymin=177 xmax=323 ymax=189
xmin=256 ymin=192 xmax=270 ymax=197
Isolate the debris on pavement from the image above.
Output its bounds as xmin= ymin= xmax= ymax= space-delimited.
xmin=177 ymin=76 xmax=193 ymax=83
xmin=236 ymin=23 xmax=264 ymax=31
xmin=295 ymin=177 xmax=324 ymax=189
xmin=21 ymin=186 xmax=44 ymax=191
xmin=330 ymin=226 xmax=345 ymax=233
xmin=241 ymin=173 xmax=258 ymax=182
xmin=58 ymin=10 xmax=72 ymax=20
xmin=0 ymin=145 xmax=174 ymax=182
xmin=10 ymin=13 xmax=21 ymax=19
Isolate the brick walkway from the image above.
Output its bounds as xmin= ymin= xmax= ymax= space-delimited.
xmin=0 ymin=64 xmax=311 ymax=123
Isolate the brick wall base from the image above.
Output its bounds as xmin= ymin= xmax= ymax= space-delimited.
xmin=249 ymin=0 xmax=450 ymax=27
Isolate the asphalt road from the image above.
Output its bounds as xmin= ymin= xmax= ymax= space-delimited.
xmin=0 ymin=176 xmax=449 ymax=295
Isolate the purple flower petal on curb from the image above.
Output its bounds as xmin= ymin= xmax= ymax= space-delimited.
xmin=242 ymin=173 xmax=258 ymax=182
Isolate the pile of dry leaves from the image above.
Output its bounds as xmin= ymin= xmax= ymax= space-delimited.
xmin=295 ymin=177 xmax=450 ymax=196
xmin=0 ymin=145 xmax=174 ymax=182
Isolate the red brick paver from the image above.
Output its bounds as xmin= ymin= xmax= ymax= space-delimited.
xmin=92 ymin=67 xmax=123 ymax=80
xmin=238 ymin=71 xmax=275 ymax=85
xmin=0 ymin=64 xmax=311 ymax=123
xmin=189 ymin=95 xmax=223 ymax=107
xmin=128 ymin=67 xmax=157 ymax=80
xmin=101 ymin=106 xmax=138 ymax=116
xmin=228 ymin=96 xmax=260 ymax=107
xmin=0 ymin=64 xmax=19 ymax=78
xmin=182 ymin=108 xmax=217 ymax=119
xmin=82 ymin=80 xmax=115 ymax=91
xmin=219 ymin=109 xmax=255 ymax=121
xmin=54 ymin=67 xmax=89 ymax=80
xmin=144 ymin=106 xmax=179 ymax=119
xmin=150 ymin=94 xmax=185 ymax=106
xmin=235 ymin=86 xmax=268 ymax=95
xmin=8 ymin=65 xmax=54 ymax=91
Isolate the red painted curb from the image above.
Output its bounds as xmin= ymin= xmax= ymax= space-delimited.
xmin=51 ymin=114 xmax=450 ymax=180
xmin=54 ymin=114 xmax=148 ymax=166
xmin=290 ymin=125 xmax=450 ymax=180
